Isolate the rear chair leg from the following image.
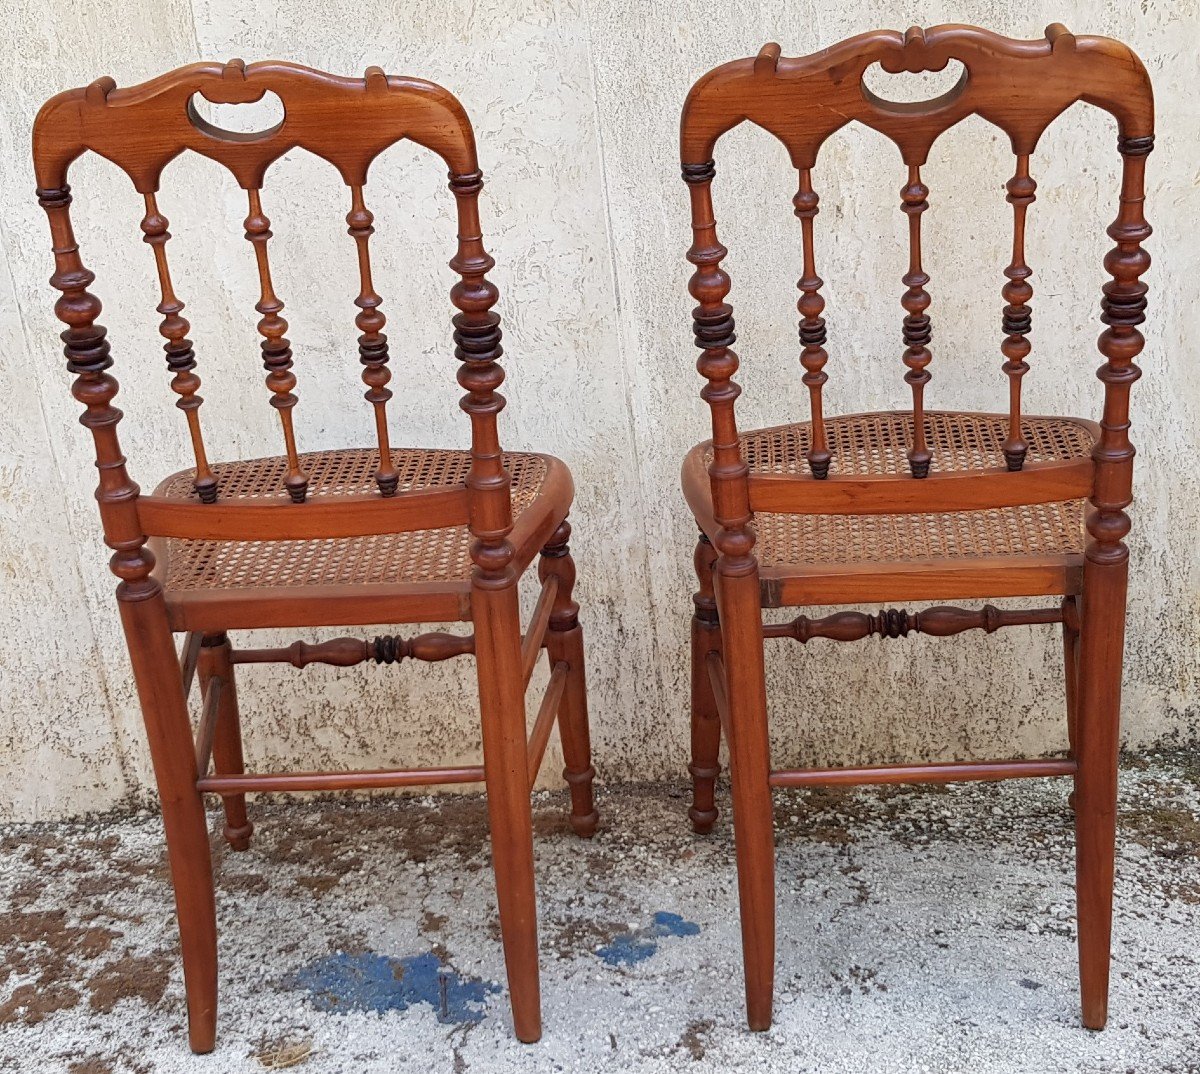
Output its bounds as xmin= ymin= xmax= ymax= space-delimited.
xmin=198 ymin=632 xmax=253 ymax=851
xmin=714 ymin=561 xmax=775 ymax=1032
xmin=473 ymin=579 xmax=542 ymax=1043
xmin=121 ymin=594 xmax=218 ymax=1053
xmin=689 ymin=532 xmax=722 ymax=834
xmin=538 ymin=519 xmax=598 ymax=837
xmin=1074 ymin=561 xmax=1129 ymax=1031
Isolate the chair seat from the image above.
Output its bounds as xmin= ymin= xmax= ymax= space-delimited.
xmin=151 ymin=446 xmax=572 ymax=631
xmin=681 ymin=411 xmax=1099 ymax=607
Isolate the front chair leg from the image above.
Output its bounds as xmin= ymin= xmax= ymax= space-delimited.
xmin=473 ymin=580 xmax=542 ymax=1043
xmin=689 ymin=531 xmax=722 ymax=834
xmin=538 ymin=519 xmax=598 ymax=837
xmin=121 ymin=594 xmax=218 ymax=1053
xmin=197 ymin=633 xmax=253 ymax=851
xmin=714 ymin=562 xmax=775 ymax=1032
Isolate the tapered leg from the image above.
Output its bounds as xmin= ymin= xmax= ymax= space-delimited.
xmin=689 ymin=532 xmax=722 ymax=834
xmin=473 ymin=580 xmax=541 ymax=1042
xmin=538 ymin=520 xmax=598 ymax=838
xmin=1073 ymin=562 xmax=1129 ymax=1030
xmin=197 ymin=633 xmax=253 ymax=851
xmin=714 ymin=563 xmax=775 ymax=1032
xmin=120 ymin=596 xmax=217 ymax=1053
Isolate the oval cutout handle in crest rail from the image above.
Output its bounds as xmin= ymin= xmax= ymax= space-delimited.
xmin=187 ymin=85 xmax=287 ymax=143
xmin=860 ymin=57 xmax=966 ymax=113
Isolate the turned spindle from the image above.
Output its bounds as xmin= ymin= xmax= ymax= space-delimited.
xmin=244 ymin=188 xmax=307 ymax=503
xmin=1001 ymin=155 xmax=1037 ymax=471
xmin=763 ymin=604 xmax=1065 ymax=643
xmin=794 ymin=169 xmax=830 ymax=478
xmin=347 ymin=183 xmax=398 ymax=496
xmin=140 ymin=193 xmax=217 ymax=502
xmin=899 ymin=166 xmax=932 ymax=478
xmin=230 ymin=632 xmax=475 ymax=668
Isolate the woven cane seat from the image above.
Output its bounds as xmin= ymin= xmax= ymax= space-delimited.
xmin=683 ymin=411 xmax=1098 ymax=595
xmin=150 ymin=447 xmax=571 ymax=629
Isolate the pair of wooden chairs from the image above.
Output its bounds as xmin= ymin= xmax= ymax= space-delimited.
xmin=32 ymin=23 xmax=1152 ymax=1053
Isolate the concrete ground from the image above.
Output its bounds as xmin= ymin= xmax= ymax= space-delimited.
xmin=1 ymin=752 xmax=1198 ymax=1074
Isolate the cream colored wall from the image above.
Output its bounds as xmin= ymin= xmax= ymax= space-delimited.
xmin=0 ymin=0 xmax=1196 ymax=821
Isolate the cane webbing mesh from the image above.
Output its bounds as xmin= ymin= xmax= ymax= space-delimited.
xmin=158 ymin=448 xmax=548 ymax=590
xmin=704 ymin=412 xmax=1093 ymax=567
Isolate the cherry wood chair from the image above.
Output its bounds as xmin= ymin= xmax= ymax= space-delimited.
xmin=679 ymin=24 xmax=1152 ymax=1031
xmin=32 ymin=60 xmax=597 ymax=1052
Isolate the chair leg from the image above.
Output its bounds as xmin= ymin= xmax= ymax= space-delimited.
xmin=538 ymin=520 xmax=598 ymax=838
xmin=1073 ymin=562 xmax=1128 ymax=1030
xmin=473 ymin=580 xmax=542 ymax=1043
xmin=714 ymin=562 xmax=775 ymax=1032
xmin=689 ymin=532 xmax=722 ymax=834
xmin=1063 ymin=596 xmax=1080 ymax=813
xmin=197 ymin=633 xmax=254 ymax=851
xmin=1062 ymin=596 xmax=1080 ymax=760
xmin=119 ymin=595 xmax=218 ymax=1053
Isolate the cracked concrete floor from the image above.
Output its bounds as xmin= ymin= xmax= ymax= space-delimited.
xmin=1 ymin=752 xmax=1199 ymax=1073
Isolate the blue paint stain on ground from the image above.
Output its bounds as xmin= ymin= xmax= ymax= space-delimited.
xmin=287 ymin=951 xmax=499 ymax=1023
xmin=596 ymin=911 xmax=701 ymax=966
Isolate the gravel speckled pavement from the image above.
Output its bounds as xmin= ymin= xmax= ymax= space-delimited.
xmin=2 ymin=752 xmax=1198 ymax=1073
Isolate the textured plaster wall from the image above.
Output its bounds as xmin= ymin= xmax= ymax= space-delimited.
xmin=0 ymin=0 xmax=1196 ymax=821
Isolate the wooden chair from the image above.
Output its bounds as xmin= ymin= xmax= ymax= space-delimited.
xmin=679 ymin=25 xmax=1152 ymax=1031
xmin=32 ymin=60 xmax=597 ymax=1052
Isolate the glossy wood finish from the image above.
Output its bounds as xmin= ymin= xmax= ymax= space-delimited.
xmin=521 ymin=575 xmax=559 ymax=686
xmin=768 ymin=757 xmax=1077 ymax=787
xmin=899 ymin=164 xmax=933 ymax=477
xmin=1074 ymin=126 xmax=1153 ymax=1030
xmin=763 ymin=555 xmax=1084 ymax=607
xmin=197 ymin=634 xmax=253 ymax=851
xmin=537 ymin=521 xmax=598 ymax=837
xmin=1063 ymin=594 xmax=1081 ymax=757
xmin=346 ymin=182 xmax=398 ymax=496
xmin=678 ymin=398 xmax=1102 ymax=526
xmin=1002 ymin=155 xmax=1037 ymax=470
xmin=793 ymin=170 xmax=829 ymax=478
xmin=742 ymin=452 xmax=1094 ymax=514
xmin=526 ymin=662 xmax=570 ymax=787
xmin=762 ymin=603 xmax=1065 ymax=642
xmin=198 ymin=765 xmax=485 ymax=794
xmin=680 ymin=24 xmax=1152 ymax=1034
xmin=179 ymin=631 xmax=204 ymax=695
xmin=33 ymin=61 xmax=595 ymax=1052
xmin=688 ymin=532 xmax=722 ymax=834
xmin=140 ymin=193 xmax=216 ymax=502
xmin=192 ymin=677 xmax=222 ymax=794
xmin=137 ymin=477 xmax=470 ymax=541
xmin=229 ymin=632 xmax=475 ymax=667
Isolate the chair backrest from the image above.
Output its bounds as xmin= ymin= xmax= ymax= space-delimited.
xmin=33 ymin=61 xmax=515 ymax=584
xmin=679 ymin=25 xmax=1153 ymax=548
